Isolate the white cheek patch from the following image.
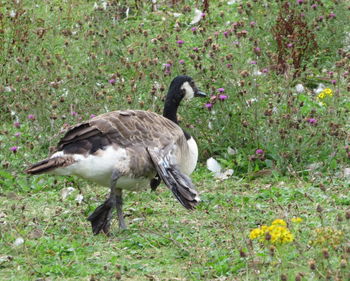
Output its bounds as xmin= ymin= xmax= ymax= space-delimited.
xmin=181 ymin=81 xmax=194 ymax=100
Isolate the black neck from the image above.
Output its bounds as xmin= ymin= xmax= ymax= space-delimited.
xmin=163 ymin=93 xmax=191 ymax=140
xmin=163 ymin=99 xmax=179 ymax=124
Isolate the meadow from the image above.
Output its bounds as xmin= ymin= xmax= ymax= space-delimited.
xmin=1 ymin=0 xmax=349 ymax=280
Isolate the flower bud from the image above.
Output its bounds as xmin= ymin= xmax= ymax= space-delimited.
xmin=322 ymin=248 xmax=329 ymax=259
xmin=308 ymin=259 xmax=316 ymax=270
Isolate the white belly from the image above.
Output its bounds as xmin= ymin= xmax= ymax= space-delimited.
xmin=51 ymin=146 xmax=151 ymax=190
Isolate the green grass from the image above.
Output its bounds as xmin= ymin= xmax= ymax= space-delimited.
xmin=1 ymin=0 xmax=350 ymax=280
xmin=1 ymin=166 xmax=349 ymax=280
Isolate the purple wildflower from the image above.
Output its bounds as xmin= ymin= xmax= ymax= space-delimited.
xmin=217 ymin=88 xmax=225 ymax=93
xmin=71 ymin=111 xmax=78 ymax=116
xmin=226 ymin=63 xmax=233 ymax=69
xmin=14 ymin=122 xmax=20 ymax=128
xmin=204 ymin=103 xmax=213 ymax=110
xmin=176 ymin=40 xmax=184 ymax=46
xmin=331 ymin=79 xmax=337 ymax=85
xmin=311 ymin=4 xmax=317 ymax=9
xmin=255 ymin=149 xmax=264 ymax=155
xmin=218 ymin=94 xmax=228 ymax=101
xmin=90 ymin=114 xmax=96 ymax=119
xmin=250 ymin=60 xmax=257 ymax=65
xmin=297 ymin=0 xmax=303 ymax=5
xmin=164 ymin=63 xmax=171 ymax=75
xmin=10 ymin=146 xmax=18 ymax=153
xmin=27 ymin=114 xmax=35 ymax=120
xmin=254 ymin=47 xmax=261 ymax=55
xmin=223 ymin=31 xmax=229 ymax=38
xmin=329 ymin=12 xmax=336 ymax=19
xmin=250 ymin=21 xmax=256 ymax=27
xmin=179 ymin=59 xmax=185 ymax=65
xmin=191 ymin=27 xmax=197 ymax=32
xmin=307 ymin=118 xmax=317 ymax=124
xmin=14 ymin=132 xmax=21 ymax=137
xmin=262 ymin=68 xmax=269 ymax=73
xmin=287 ymin=43 xmax=293 ymax=48
xmin=109 ymin=79 xmax=116 ymax=85
xmin=193 ymin=47 xmax=199 ymax=52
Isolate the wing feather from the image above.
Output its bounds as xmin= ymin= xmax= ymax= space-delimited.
xmin=55 ymin=110 xmax=184 ymax=155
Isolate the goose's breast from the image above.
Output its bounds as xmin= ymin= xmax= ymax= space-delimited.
xmin=178 ymin=137 xmax=198 ymax=175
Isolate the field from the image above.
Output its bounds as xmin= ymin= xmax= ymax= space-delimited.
xmin=1 ymin=0 xmax=349 ymax=280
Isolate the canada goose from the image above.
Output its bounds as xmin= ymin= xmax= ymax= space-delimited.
xmin=25 ymin=75 xmax=206 ymax=235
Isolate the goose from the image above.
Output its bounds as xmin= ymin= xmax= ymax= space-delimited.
xmin=25 ymin=75 xmax=206 ymax=235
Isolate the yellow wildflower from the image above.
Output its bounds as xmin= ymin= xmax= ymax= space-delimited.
xmin=249 ymin=219 xmax=294 ymax=245
xmin=291 ymin=217 xmax=303 ymax=223
xmin=271 ymin=219 xmax=287 ymax=226
xmin=317 ymin=88 xmax=333 ymax=100
xmin=323 ymin=88 xmax=333 ymax=96
xmin=249 ymin=228 xmax=263 ymax=240
xmin=261 ymin=225 xmax=268 ymax=232
xmin=318 ymin=92 xmax=326 ymax=99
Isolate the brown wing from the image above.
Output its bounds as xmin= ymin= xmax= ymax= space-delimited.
xmin=56 ymin=110 xmax=184 ymax=155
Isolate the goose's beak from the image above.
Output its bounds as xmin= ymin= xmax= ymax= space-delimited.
xmin=195 ymin=90 xmax=206 ymax=97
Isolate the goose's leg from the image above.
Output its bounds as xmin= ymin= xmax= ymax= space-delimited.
xmin=115 ymin=188 xmax=126 ymax=230
xmin=87 ymin=170 xmax=121 ymax=235
xmin=150 ymin=174 xmax=161 ymax=191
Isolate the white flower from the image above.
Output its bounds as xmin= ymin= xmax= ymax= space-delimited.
xmin=295 ymin=84 xmax=305 ymax=93
xmin=313 ymin=83 xmax=325 ymax=94
xmin=61 ymin=187 xmax=75 ymax=200
xmin=246 ymin=98 xmax=258 ymax=106
xmin=101 ymin=1 xmax=107 ymax=10
xmin=4 ymin=86 xmax=13 ymax=92
xmin=13 ymin=237 xmax=24 ymax=247
xmin=75 ymin=194 xmax=84 ymax=204
xmin=344 ymin=168 xmax=350 ymax=178
xmin=10 ymin=10 xmax=16 ymax=18
xmin=227 ymin=147 xmax=237 ymax=155
xmin=253 ymin=70 xmax=263 ymax=76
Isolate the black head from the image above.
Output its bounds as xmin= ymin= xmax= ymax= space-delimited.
xmin=163 ymin=75 xmax=206 ymax=126
xmin=166 ymin=75 xmax=206 ymax=105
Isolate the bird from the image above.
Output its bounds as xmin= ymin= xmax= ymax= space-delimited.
xmin=25 ymin=75 xmax=206 ymax=235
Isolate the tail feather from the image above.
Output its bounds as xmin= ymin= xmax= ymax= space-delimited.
xmin=146 ymin=147 xmax=199 ymax=210
xmin=25 ymin=156 xmax=75 ymax=175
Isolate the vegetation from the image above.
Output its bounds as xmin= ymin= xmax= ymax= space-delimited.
xmin=1 ymin=0 xmax=349 ymax=280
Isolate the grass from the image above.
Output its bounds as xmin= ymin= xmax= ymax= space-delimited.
xmin=1 ymin=0 xmax=350 ymax=280
xmin=1 ymin=166 xmax=349 ymax=280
